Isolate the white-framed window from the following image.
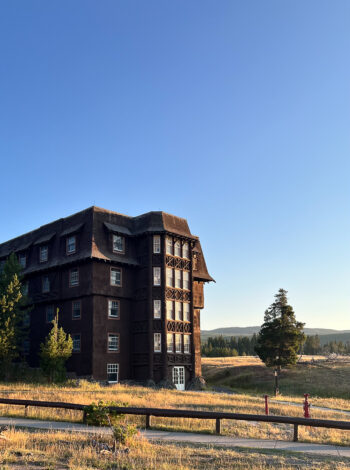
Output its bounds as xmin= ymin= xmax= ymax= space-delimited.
xmin=154 ymin=333 xmax=161 ymax=352
xmin=66 ymin=236 xmax=76 ymax=254
xmin=108 ymin=300 xmax=120 ymax=319
xmin=184 ymin=335 xmax=191 ymax=354
xmin=108 ymin=333 xmax=119 ymax=352
xmin=167 ymin=333 xmax=174 ymax=353
xmin=113 ymin=234 xmax=124 ymax=253
xmin=110 ymin=268 xmax=122 ymax=286
xmin=166 ymin=300 xmax=174 ymax=320
xmin=153 ymin=267 xmax=161 ymax=286
xmin=166 ymin=236 xmax=173 ymax=255
xmin=46 ymin=305 xmax=54 ymax=322
xmin=175 ymin=334 xmax=182 ymax=353
xmin=153 ymin=235 xmax=161 ymax=254
xmin=183 ymin=271 xmax=190 ymax=290
xmin=18 ymin=253 xmax=26 ymax=268
xmin=175 ymin=301 xmax=182 ymax=321
xmin=72 ymin=300 xmax=81 ymax=319
xmin=42 ymin=276 xmax=50 ymax=293
xmin=73 ymin=334 xmax=81 ymax=352
xmin=153 ymin=299 xmax=161 ymax=319
xmin=166 ymin=267 xmax=174 ymax=287
xmin=174 ymin=240 xmax=181 ymax=257
xmin=183 ymin=303 xmax=190 ymax=322
xmin=69 ymin=268 xmax=79 ymax=287
xmin=107 ymin=363 xmax=119 ymax=383
xmin=39 ymin=245 xmax=48 ymax=263
xmin=175 ymin=270 xmax=182 ymax=289
xmin=183 ymin=242 xmax=190 ymax=259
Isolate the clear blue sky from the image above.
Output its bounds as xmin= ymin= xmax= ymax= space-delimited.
xmin=1 ymin=1 xmax=349 ymax=330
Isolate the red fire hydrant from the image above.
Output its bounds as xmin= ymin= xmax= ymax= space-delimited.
xmin=264 ymin=395 xmax=269 ymax=415
xmin=303 ymin=393 xmax=311 ymax=418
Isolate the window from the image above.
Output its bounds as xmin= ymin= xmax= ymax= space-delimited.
xmin=183 ymin=242 xmax=190 ymax=259
xmin=175 ymin=302 xmax=182 ymax=321
xmin=113 ymin=234 xmax=124 ymax=253
xmin=175 ymin=334 xmax=182 ymax=353
xmin=153 ymin=235 xmax=161 ymax=254
xmin=154 ymin=333 xmax=161 ymax=352
xmin=23 ymin=313 xmax=30 ymax=328
xmin=153 ymin=267 xmax=161 ymax=286
xmin=39 ymin=245 xmax=48 ymax=263
xmin=166 ymin=300 xmax=174 ymax=320
xmin=107 ymin=363 xmax=119 ymax=383
xmin=22 ymin=282 xmax=29 ymax=296
xmin=72 ymin=301 xmax=81 ymax=319
xmin=153 ymin=299 xmax=161 ymax=319
xmin=69 ymin=268 xmax=79 ymax=287
xmin=183 ymin=271 xmax=190 ymax=290
xmin=166 ymin=236 xmax=173 ymax=255
xmin=66 ymin=236 xmax=76 ymax=254
xmin=108 ymin=333 xmax=119 ymax=352
xmin=183 ymin=303 xmax=190 ymax=322
xmin=184 ymin=335 xmax=190 ymax=354
xmin=22 ymin=339 xmax=30 ymax=355
xmin=166 ymin=267 xmax=173 ymax=287
xmin=174 ymin=240 xmax=181 ymax=257
xmin=46 ymin=305 xmax=54 ymax=322
xmin=72 ymin=334 xmax=81 ymax=352
xmin=18 ymin=253 xmax=26 ymax=268
xmin=167 ymin=333 xmax=174 ymax=353
xmin=110 ymin=268 xmax=122 ymax=286
xmin=175 ymin=270 xmax=182 ymax=289
xmin=108 ymin=300 xmax=120 ymax=319
xmin=42 ymin=276 xmax=50 ymax=293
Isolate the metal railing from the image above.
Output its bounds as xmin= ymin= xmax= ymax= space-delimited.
xmin=0 ymin=397 xmax=349 ymax=442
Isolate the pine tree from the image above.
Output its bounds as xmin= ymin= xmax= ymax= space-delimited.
xmin=39 ymin=311 xmax=73 ymax=382
xmin=0 ymin=253 xmax=30 ymax=378
xmin=255 ymin=289 xmax=305 ymax=395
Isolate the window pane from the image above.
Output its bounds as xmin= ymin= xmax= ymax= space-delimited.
xmin=153 ymin=299 xmax=161 ymax=319
xmin=154 ymin=333 xmax=161 ymax=352
xmin=153 ymin=267 xmax=161 ymax=286
xmin=166 ymin=267 xmax=173 ymax=287
xmin=70 ymin=269 xmax=79 ymax=286
xmin=167 ymin=333 xmax=174 ymax=352
xmin=183 ymin=271 xmax=190 ymax=290
xmin=175 ymin=270 xmax=182 ymax=289
xmin=40 ymin=246 xmax=48 ymax=262
xmin=153 ymin=235 xmax=161 ymax=254
xmin=67 ymin=236 xmax=76 ymax=253
xmin=107 ymin=363 xmax=119 ymax=382
xmin=42 ymin=276 xmax=50 ymax=292
xmin=175 ymin=302 xmax=182 ymax=321
xmin=174 ymin=240 xmax=181 ymax=257
xmin=108 ymin=300 xmax=119 ymax=318
xmin=46 ymin=305 xmax=54 ymax=322
xmin=183 ymin=242 xmax=189 ymax=259
xmin=113 ymin=235 xmax=124 ymax=252
xmin=108 ymin=334 xmax=119 ymax=351
xmin=183 ymin=303 xmax=190 ymax=321
xmin=111 ymin=268 xmax=121 ymax=286
xmin=175 ymin=334 xmax=182 ymax=353
xmin=73 ymin=334 xmax=81 ymax=352
xmin=166 ymin=237 xmax=173 ymax=255
xmin=72 ymin=301 xmax=81 ymax=319
xmin=19 ymin=254 xmax=26 ymax=268
xmin=184 ymin=335 xmax=190 ymax=353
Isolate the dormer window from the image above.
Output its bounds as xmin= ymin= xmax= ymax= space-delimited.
xmin=113 ymin=234 xmax=124 ymax=253
xmin=18 ymin=253 xmax=26 ymax=268
xmin=66 ymin=236 xmax=76 ymax=255
xmin=39 ymin=246 xmax=48 ymax=263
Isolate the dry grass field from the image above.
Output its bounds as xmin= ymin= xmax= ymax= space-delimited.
xmin=0 ymin=428 xmax=349 ymax=470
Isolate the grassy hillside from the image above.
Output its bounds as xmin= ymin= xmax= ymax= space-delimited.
xmin=202 ymin=356 xmax=350 ymax=399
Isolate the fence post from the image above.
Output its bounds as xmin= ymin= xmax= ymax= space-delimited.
xmin=293 ymin=424 xmax=298 ymax=442
xmin=24 ymin=405 xmax=28 ymax=417
xmin=146 ymin=415 xmax=151 ymax=429
xmin=264 ymin=395 xmax=269 ymax=415
xmin=82 ymin=409 xmax=87 ymax=424
xmin=216 ymin=418 xmax=221 ymax=435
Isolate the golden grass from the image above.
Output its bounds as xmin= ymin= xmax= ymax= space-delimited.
xmin=0 ymin=379 xmax=350 ymax=447
xmin=0 ymin=428 xmax=349 ymax=469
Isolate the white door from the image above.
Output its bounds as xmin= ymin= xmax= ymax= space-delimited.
xmin=173 ymin=366 xmax=185 ymax=391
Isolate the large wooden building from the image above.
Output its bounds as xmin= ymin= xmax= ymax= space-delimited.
xmin=0 ymin=207 xmax=213 ymax=389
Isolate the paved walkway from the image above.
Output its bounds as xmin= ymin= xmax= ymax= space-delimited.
xmin=0 ymin=416 xmax=350 ymax=458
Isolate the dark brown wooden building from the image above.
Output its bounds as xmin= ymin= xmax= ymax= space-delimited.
xmin=0 ymin=207 xmax=213 ymax=389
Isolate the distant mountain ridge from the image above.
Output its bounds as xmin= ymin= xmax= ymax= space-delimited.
xmin=201 ymin=326 xmax=350 ymax=341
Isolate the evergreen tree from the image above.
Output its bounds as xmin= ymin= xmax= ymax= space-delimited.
xmin=0 ymin=253 xmax=30 ymax=378
xmin=39 ymin=311 xmax=73 ymax=382
xmin=255 ymin=289 xmax=305 ymax=395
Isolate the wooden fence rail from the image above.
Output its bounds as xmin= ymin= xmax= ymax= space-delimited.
xmin=0 ymin=397 xmax=349 ymax=442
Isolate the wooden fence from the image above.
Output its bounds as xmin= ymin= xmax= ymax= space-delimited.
xmin=0 ymin=397 xmax=349 ymax=442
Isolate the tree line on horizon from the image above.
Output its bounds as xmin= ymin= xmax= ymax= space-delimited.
xmin=202 ymin=333 xmax=350 ymax=357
